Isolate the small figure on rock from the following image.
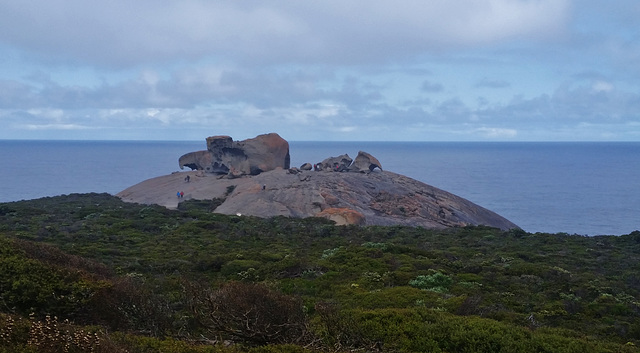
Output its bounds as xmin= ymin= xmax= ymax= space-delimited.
xmin=185 ymin=175 xmax=190 ymax=182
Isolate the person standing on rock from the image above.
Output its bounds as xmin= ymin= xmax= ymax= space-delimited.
xmin=177 ymin=191 xmax=181 ymax=198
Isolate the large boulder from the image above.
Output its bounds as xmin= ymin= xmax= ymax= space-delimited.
xmin=179 ymin=133 xmax=290 ymax=176
xmin=350 ymin=151 xmax=383 ymax=172
xmin=318 ymin=154 xmax=353 ymax=172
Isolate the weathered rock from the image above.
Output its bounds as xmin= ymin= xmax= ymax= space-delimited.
xmin=300 ymin=163 xmax=313 ymax=171
xmin=226 ymin=167 xmax=244 ymax=179
xmin=179 ymin=133 xmax=290 ymax=176
xmin=350 ymin=151 xmax=382 ymax=172
xmin=316 ymin=208 xmax=365 ymax=226
xmin=319 ymin=154 xmax=352 ymax=172
xmin=117 ymin=169 xmax=519 ymax=230
xmin=178 ymin=150 xmax=212 ymax=172
xmin=298 ymin=174 xmax=311 ymax=182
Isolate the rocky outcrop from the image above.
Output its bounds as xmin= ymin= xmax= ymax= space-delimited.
xmin=119 ymin=134 xmax=517 ymax=230
xmin=179 ymin=133 xmax=290 ymax=176
xmin=310 ymin=151 xmax=382 ymax=173
xmin=117 ymin=168 xmax=519 ymax=230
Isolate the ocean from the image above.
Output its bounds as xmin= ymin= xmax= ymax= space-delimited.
xmin=0 ymin=140 xmax=638 ymax=236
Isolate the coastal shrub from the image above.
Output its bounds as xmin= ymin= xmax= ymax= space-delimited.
xmin=0 ymin=249 xmax=101 ymax=318
xmin=220 ymin=259 xmax=263 ymax=278
xmin=320 ymin=246 xmax=343 ymax=259
xmin=347 ymin=286 xmax=441 ymax=310
xmin=86 ymin=276 xmax=174 ymax=336
xmin=351 ymin=308 xmax=638 ymax=353
xmin=409 ymin=271 xmax=453 ymax=292
xmin=177 ymin=198 xmax=225 ymax=213
xmin=3 ymin=194 xmax=640 ymax=350
xmin=185 ymin=281 xmax=311 ymax=346
xmin=12 ymin=238 xmax=113 ymax=278
xmin=313 ymin=302 xmax=377 ymax=351
xmin=361 ymin=242 xmax=388 ymax=251
xmin=0 ymin=313 xmax=105 ymax=353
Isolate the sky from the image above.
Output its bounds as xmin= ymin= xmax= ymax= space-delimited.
xmin=0 ymin=0 xmax=639 ymax=141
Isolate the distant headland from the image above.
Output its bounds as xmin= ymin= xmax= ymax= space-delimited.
xmin=117 ymin=133 xmax=518 ymax=230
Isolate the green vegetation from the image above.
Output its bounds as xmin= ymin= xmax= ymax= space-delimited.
xmin=1 ymin=193 xmax=640 ymax=352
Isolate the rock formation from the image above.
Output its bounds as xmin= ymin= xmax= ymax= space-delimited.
xmin=351 ymin=151 xmax=383 ymax=172
xmin=118 ymin=133 xmax=518 ymax=230
xmin=317 ymin=154 xmax=353 ymax=172
xmin=179 ymin=133 xmax=290 ymax=176
xmin=310 ymin=151 xmax=382 ymax=173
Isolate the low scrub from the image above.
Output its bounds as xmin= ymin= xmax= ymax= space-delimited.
xmin=1 ymin=194 xmax=640 ymax=352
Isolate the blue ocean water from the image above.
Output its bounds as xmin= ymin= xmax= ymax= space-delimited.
xmin=0 ymin=140 xmax=638 ymax=236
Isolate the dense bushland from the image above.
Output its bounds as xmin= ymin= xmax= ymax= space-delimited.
xmin=1 ymin=193 xmax=639 ymax=352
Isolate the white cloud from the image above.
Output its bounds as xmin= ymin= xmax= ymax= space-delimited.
xmin=2 ymin=1 xmax=640 ymax=142
xmin=476 ymin=127 xmax=518 ymax=138
xmin=0 ymin=1 xmax=571 ymax=67
xmin=26 ymin=109 xmax=64 ymax=120
xmin=421 ymin=80 xmax=444 ymax=93
xmin=592 ymin=81 xmax=614 ymax=92
xmin=23 ymin=123 xmax=91 ymax=130
xmin=146 ymin=109 xmax=160 ymax=117
xmin=475 ymin=78 xmax=511 ymax=89
xmin=335 ymin=126 xmax=358 ymax=133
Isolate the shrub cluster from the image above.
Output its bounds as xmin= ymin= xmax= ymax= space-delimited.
xmin=185 ymin=281 xmax=312 ymax=346
xmin=1 ymin=194 xmax=640 ymax=352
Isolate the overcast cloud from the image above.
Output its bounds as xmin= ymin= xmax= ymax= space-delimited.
xmin=0 ymin=0 xmax=638 ymax=141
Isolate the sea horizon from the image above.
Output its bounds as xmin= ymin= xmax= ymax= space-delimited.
xmin=1 ymin=140 xmax=638 ymax=236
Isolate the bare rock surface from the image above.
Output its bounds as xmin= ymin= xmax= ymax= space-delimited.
xmin=117 ymin=169 xmax=518 ymax=230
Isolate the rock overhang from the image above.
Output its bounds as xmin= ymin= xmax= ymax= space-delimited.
xmin=179 ymin=133 xmax=290 ymax=176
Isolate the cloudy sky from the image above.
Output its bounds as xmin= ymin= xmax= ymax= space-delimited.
xmin=1 ymin=0 xmax=639 ymax=141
